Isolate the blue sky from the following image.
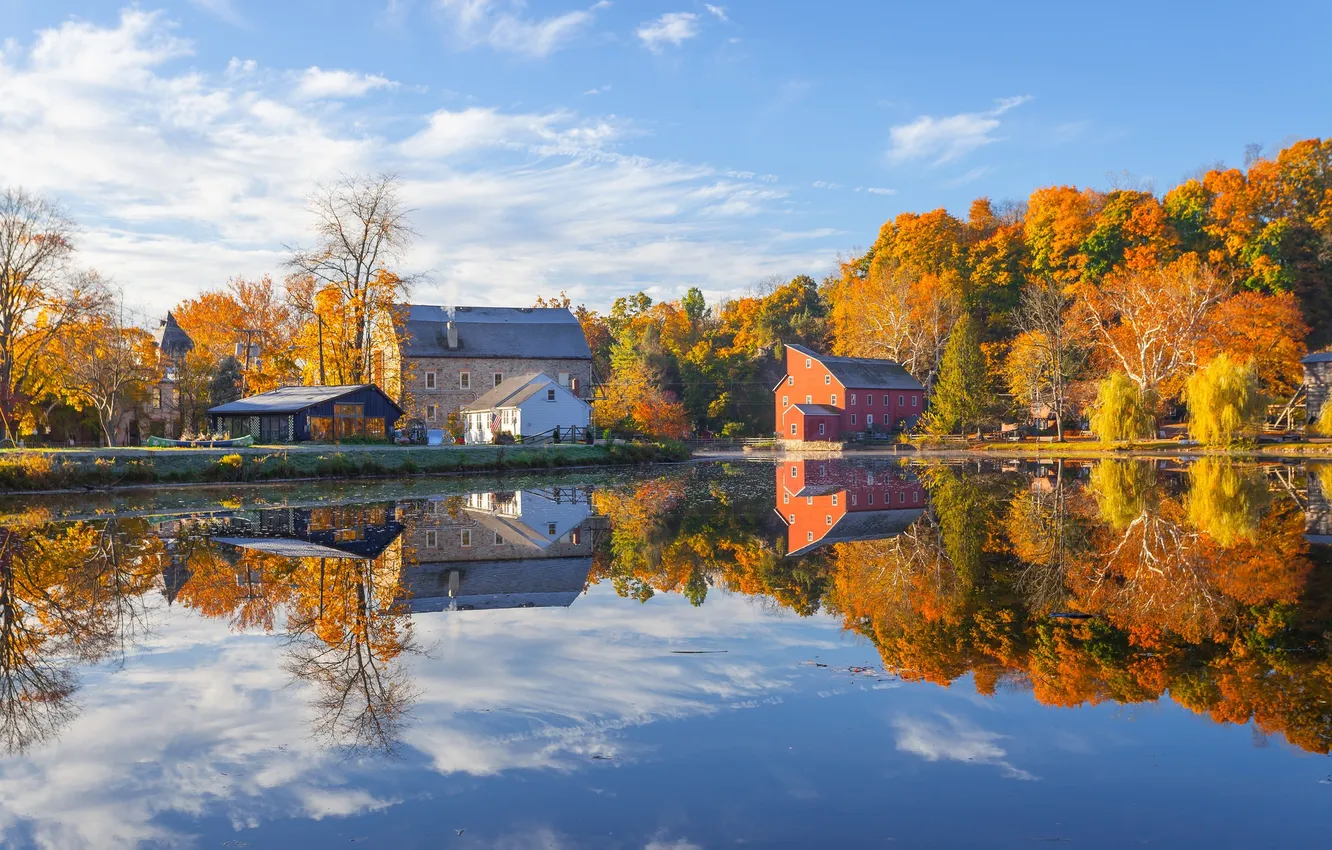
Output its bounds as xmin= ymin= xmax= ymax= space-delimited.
xmin=1 ymin=0 xmax=1329 ymax=314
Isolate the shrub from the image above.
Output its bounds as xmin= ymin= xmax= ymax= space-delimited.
xmin=1185 ymin=355 xmax=1263 ymax=446
xmin=1089 ymin=373 xmax=1155 ymax=442
xmin=1315 ymin=402 xmax=1332 ymax=436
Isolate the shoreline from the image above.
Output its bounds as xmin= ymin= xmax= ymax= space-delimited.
xmin=0 ymin=442 xmax=689 ymax=495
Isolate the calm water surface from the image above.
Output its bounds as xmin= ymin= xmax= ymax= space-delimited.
xmin=0 ymin=458 xmax=1329 ymax=849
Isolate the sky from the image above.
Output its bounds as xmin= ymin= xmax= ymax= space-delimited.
xmin=1 ymin=0 xmax=1329 ymax=316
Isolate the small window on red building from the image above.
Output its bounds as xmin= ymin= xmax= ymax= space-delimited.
xmin=790 ymin=423 xmax=797 ymax=435
xmin=866 ymin=395 xmax=873 ymax=406
xmin=850 ymin=394 xmax=856 ymax=405
xmin=787 ymin=376 xmax=794 ymax=386
xmin=899 ymin=394 xmax=905 ymax=406
xmin=824 ymin=375 xmax=831 ymax=385
xmin=805 ymin=358 xmax=812 ymax=369
xmin=851 ymin=414 xmax=857 ymax=425
xmin=913 ymin=395 xmax=918 ymax=407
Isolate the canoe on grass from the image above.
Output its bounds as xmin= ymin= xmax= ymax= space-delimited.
xmin=144 ymin=435 xmax=256 ymax=449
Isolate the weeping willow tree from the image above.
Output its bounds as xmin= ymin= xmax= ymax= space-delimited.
xmin=1185 ymin=355 xmax=1264 ymax=446
xmin=1089 ymin=372 xmax=1156 ymax=442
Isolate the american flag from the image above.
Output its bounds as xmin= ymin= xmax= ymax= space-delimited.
xmin=491 ymin=411 xmax=501 ymax=432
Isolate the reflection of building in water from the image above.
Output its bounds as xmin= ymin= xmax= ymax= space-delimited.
xmin=777 ymin=459 xmax=925 ymax=556
xmin=213 ymin=504 xmax=406 ymax=560
xmin=1306 ymin=467 xmax=1332 ymax=543
xmin=402 ymin=487 xmax=602 ymax=612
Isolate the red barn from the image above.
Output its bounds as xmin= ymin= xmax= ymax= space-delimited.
xmin=774 ymin=344 xmax=925 ymax=441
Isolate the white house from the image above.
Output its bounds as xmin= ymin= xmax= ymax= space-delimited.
xmin=461 ymin=373 xmax=591 ymax=445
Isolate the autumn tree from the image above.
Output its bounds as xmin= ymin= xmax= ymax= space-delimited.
xmin=1078 ymin=254 xmax=1228 ymax=401
xmin=0 ymin=189 xmax=103 ymax=441
xmin=285 ymin=174 xmax=417 ymax=382
xmin=1011 ymin=277 xmax=1085 ymax=439
xmin=49 ymin=286 xmax=157 ymax=447
xmin=1184 ymin=355 xmax=1264 ymax=446
xmin=173 ymin=276 xmax=300 ymax=395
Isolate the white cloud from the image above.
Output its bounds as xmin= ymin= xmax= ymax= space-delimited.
xmin=0 ymin=9 xmax=830 ymax=314
xmin=583 ymin=84 xmax=610 ymax=95
xmin=811 ymin=180 xmax=841 ymax=190
xmin=293 ymin=66 xmax=398 ymax=99
xmin=437 ymin=0 xmax=609 ymax=58
xmin=866 ymin=187 xmax=896 ymax=195
xmin=637 ymin=12 xmax=700 ymax=53
xmin=893 ymin=713 xmax=1036 ymax=780
xmin=704 ymin=4 xmax=728 ymax=21
xmin=886 ymin=95 xmax=1031 ymax=166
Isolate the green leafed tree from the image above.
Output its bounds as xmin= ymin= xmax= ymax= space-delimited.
xmin=925 ymin=313 xmax=991 ymax=436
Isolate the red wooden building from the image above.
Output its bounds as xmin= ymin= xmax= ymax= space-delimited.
xmin=776 ymin=459 xmax=925 ymax=556
xmin=775 ymin=344 xmax=925 ymax=441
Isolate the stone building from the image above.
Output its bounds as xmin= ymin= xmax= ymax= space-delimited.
xmin=137 ymin=312 xmax=195 ymax=440
xmin=1302 ymin=352 xmax=1332 ymax=429
xmin=378 ymin=305 xmax=594 ymax=434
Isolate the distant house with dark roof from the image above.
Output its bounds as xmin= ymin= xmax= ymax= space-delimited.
xmin=134 ymin=311 xmax=197 ymax=441
xmin=775 ymin=344 xmax=925 ymax=441
xmin=1302 ymin=351 xmax=1332 ymax=429
xmin=461 ymin=373 xmax=590 ymax=444
xmin=377 ymin=305 xmax=594 ymax=431
xmin=208 ymin=384 xmax=404 ymax=442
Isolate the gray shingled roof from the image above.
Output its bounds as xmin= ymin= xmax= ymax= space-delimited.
xmin=208 ymin=384 xmax=403 ymax=415
xmin=462 ymin=373 xmax=586 ymax=412
xmin=1302 ymin=352 xmax=1332 ymax=364
xmin=404 ymin=557 xmax=592 ymax=612
xmin=791 ymin=403 xmax=843 ymax=416
xmin=153 ymin=311 xmax=194 ymax=357
xmin=787 ymin=508 xmax=924 ymax=558
xmin=401 ymin=305 xmax=592 ymax=360
xmin=787 ymin=343 xmax=923 ymax=390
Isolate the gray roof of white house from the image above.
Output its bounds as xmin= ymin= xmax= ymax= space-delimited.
xmin=404 ymin=557 xmax=592 ymax=612
xmin=787 ymin=343 xmax=923 ymax=390
xmin=400 ymin=305 xmax=592 ymax=360
xmin=208 ymin=384 xmax=402 ymax=415
xmin=462 ymin=373 xmax=587 ymax=412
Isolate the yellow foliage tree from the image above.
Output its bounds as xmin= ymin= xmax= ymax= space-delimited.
xmin=1184 ymin=354 xmax=1263 ymax=445
xmin=1088 ymin=372 xmax=1155 ymax=442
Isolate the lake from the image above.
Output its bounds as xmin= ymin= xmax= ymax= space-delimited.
xmin=0 ymin=456 xmax=1329 ymax=849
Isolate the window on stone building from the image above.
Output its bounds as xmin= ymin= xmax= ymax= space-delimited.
xmin=559 ymin=372 xmax=570 ymax=386
xmin=493 ymin=372 xmax=504 ymax=387
xmin=152 ymin=388 xmax=162 ymax=409
xmin=459 ymin=371 xmax=471 ymax=389
xmin=460 ymin=529 xmax=472 ymax=547
xmin=426 ymin=404 xmax=438 ymax=422
xmin=426 ymin=530 xmax=438 ymax=548
xmin=425 ymin=371 xmax=436 ymax=389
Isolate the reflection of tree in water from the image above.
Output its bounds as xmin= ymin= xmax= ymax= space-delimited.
xmin=282 ymin=554 xmax=420 ymax=758
xmin=0 ymin=516 xmax=159 ymax=755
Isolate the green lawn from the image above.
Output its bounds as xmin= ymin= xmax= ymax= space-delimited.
xmin=0 ymin=442 xmax=689 ymax=492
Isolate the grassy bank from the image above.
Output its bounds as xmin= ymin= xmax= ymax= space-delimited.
xmin=0 ymin=442 xmax=690 ymax=493
xmin=937 ymin=437 xmax=1332 ymax=458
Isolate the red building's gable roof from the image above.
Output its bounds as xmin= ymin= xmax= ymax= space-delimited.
xmin=786 ymin=344 xmax=923 ymax=391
